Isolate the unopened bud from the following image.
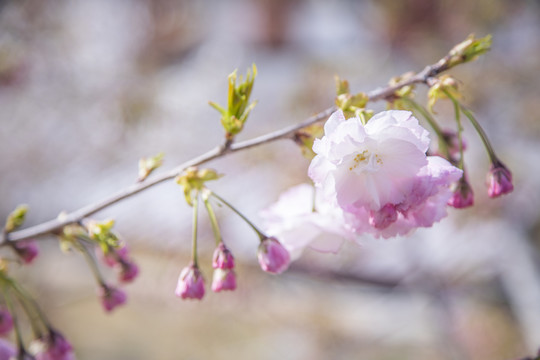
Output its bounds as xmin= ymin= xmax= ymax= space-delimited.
xmin=448 ymin=177 xmax=474 ymax=209
xmin=99 ymin=285 xmax=127 ymax=313
xmin=212 ymin=243 xmax=235 ymax=269
xmin=487 ymin=161 xmax=513 ymax=198
xmin=175 ymin=264 xmax=205 ymax=300
xmin=12 ymin=240 xmax=39 ymax=264
xmin=257 ymin=237 xmax=290 ymax=274
xmin=211 ymin=268 xmax=237 ymax=292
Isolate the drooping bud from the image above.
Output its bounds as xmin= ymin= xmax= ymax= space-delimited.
xmin=175 ymin=264 xmax=205 ymax=300
xmin=212 ymin=243 xmax=235 ymax=269
xmin=98 ymin=285 xmax=127 ymax=313
xmin=487 ymin=161 xmax=513 ymax=198
xmin=118 ymin=259 xmax=139 ymax=283
xmin=211 ymin=268 xmax=237 ymax=293
xmin=13 ymin=240 xmax=39 ymax=264
xmin=34 ymin=329 xmax=74 ymax=360
xmin=448 ymin=177 xmax=474 ymax=208
xmin=257 ymin=237 xmax=290 ymax=274
xmin=369 ymin=204 xmax=398 ymax=229
xmin=0 ymin=307 xmax=13 ymax=336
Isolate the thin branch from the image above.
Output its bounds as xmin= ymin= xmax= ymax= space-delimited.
xmin=3 ymin=53 xmax=451 ymax=244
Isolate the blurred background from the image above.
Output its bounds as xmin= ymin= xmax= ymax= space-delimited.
xmin=1 ymin=0 xmax=540 ymax=359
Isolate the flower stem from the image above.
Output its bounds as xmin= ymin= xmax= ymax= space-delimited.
xmin=443 ymin=89 xmax=466 ymax=171
xmin=75 ymin=240 xmax=106 ymax=287
xmin=202 ymin=191 xmax=222 ymax=246
xmin=402 ymin=97 xmax=450 ymax=159
xmin=3 ymin=287 xmax=26 ymax=355
xmin=192 ymin=190 xmax=200 ymax=266
xmin=1 ymin=273 xmax=51 ymax=333
xmin=459 ymin=103 xmax=499 ymax=164
xmin=208 ymin=190 xmax=266 ymax=241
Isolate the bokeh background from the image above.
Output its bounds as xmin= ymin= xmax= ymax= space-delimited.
xmin=1 ymin=0 xmax=540 ymax=359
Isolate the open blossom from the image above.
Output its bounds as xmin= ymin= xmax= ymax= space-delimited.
xmin=175 ymin=264 xmax=205 ymax=300
xmin=309 ymin=110 xmax=462 ymax=238
xmin=257 ymin=237 xmax=290 ymax=274
xmin=309 ymin=110 xmax=430 ymax=213
xmin=347 ymin=157 xmax=462 ymax=238
xmin=260 ymin=183 xmax=355 ymax=259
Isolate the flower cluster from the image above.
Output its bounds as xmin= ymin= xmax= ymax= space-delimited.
xmin=262 ymin=109 xmax=512 ymax=255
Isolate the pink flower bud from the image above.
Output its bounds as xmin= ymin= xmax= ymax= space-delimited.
xmin=257 ymin=237 xmax=290 ymax=274
xmin=369 ymin=204 xmax=398 ymax=229
xmin=448 ymin=178 xmax=474 ymax=208
xmin=99 ymin=285 xmax=127 ymax=313
xmin=487 ymin=162 xmax=513 ymax=198
xmin=13 ymin=240 xmax=39 ymax=264
xmin=118 ymin=259 xmax=139 ymax=283
xmin=0 ymin=308 xmax=13 ymax=336
xmin=35 ymin=330 xmax=74 ymax=360
xmin=0 ymin=339 xmax=16 ymax=359
xmin=211 ymin=268 xmax=237 ymax=292
xmin=212 ymin=243 xmax=235 ymax=269
xmin=98 ymin=245 xmax=129 ymax=268
xmin=175 ymin=264 xmax=205 ymax=300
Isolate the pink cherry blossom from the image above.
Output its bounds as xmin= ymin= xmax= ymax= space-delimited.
xmin=211 ymin=268 xmax=237 ymax=292
xmin=309 ymin=110 xmax=430 ymax=213
xmin=260 ymin=183 xmax=355 ymax=259
xmin=257 ymin=237 xmax=290 ymax=274
xmin=347 ymin=156 xmax=462 ymax=238
xmin=175 ymin=264 xmax=205 ymax=300
xmin=487 ymin=161 xmax=513 ymax=198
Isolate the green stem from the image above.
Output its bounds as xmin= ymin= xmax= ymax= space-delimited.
xmin=75 ymin=240 xmax=106 ymax=287
xmin=443 ymin=89 xmax=498 ymax=164
xmin=459 ymin=103 xmax=499 ymax=164
xmin=1 ymin=274 xmax=51 ymax=332
xmin=402 ymin=98 xmax=450 ymax=159
xmin=443 ymin=89 xmax=466 ymax=171
xmin=202 ymin=194 xmax=222 ymax=246
xmin=192 ymin=190 xmax=199 ymax=266
xmin=3 ymin=287 xmax=27 ymax=354
xmin=209 ymin=191 xmax=266 ymax=241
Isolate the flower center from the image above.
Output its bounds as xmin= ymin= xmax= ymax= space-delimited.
xmin=348 ymin=150 xmax=383 ymax=173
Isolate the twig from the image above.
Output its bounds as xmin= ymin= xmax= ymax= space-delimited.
xmin=3 ymin=54 xmax=451 ymax=244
